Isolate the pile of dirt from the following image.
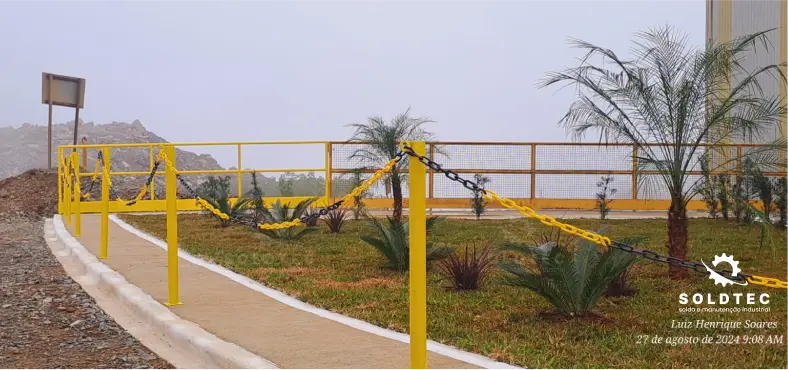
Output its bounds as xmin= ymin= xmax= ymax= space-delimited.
xmin=0 ymin=169 xmax=58 ymax=220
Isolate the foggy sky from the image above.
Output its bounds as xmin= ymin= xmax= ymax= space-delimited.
xmin=0 ymin=0 xmax=704 ymax=168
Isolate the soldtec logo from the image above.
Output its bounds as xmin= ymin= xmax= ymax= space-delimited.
xmin=679 ymin=253 xmax=770 ymax=306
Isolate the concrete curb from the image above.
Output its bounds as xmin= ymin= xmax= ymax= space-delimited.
xmin=47 ymin=216 xmax=278 ymax=369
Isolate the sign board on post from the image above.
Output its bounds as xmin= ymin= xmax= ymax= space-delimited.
xmin=42 ymin=72 xmax=86 ymax=168
xmin=42 ymin=73 xmax=85 ymax=108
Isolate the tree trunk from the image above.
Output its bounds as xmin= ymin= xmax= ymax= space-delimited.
xmin=391 ymin=172 xmax=403 ymax=221
xmin=667 ymin=198 xmax=689 ymax=279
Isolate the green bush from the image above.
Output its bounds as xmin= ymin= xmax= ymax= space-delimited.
xmin=258 ymin=197 xmax=319 ymax=240
xmin=360 ymin=216 xmax=452 ymax=271
xmin=500 ymin=234 xmax=639 ymax=317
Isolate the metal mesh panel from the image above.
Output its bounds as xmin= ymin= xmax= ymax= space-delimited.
xmin=708 ymin=146 xmax=739 ymax=172
xmin=741 ymin=146 xmax=785 ymax=173
xmin=536 ymin=145 xmax=632 ymax=171
xmin=433 ymin=173 xmax=531 ymax=198
xmin=432 ymin=144 xmax=531 ymax=170
xmin=536 ymin=174 xmax=632 ymax=199
xmin=242 ymin=143 xmax=325 ymax=171
xmin=332 ymin=143 xmax=381 ymax=170
xmin=638 ymin=174 xmax=704 ymax=200
xmin=637 ymin=145 xmax=708 ymax=173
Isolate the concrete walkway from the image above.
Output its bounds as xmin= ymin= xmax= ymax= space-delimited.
xmin=65 ymin=214 xmax=482 ymax=369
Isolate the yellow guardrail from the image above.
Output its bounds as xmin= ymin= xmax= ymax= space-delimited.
xmin=57 ymin=140 xmax=786 ymax=215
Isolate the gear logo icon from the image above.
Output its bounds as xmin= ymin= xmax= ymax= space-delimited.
xmin=701 ymin=253 xmax=748 ymax=287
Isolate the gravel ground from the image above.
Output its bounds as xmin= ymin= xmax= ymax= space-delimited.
xmin=0 ymin=216 xmax=172 ymax=369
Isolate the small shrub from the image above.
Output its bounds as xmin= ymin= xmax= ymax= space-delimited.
xmin=197 ymin=176 xmax=232 ymax=200
xmin=595 ymin=173 xmax=617 ymax=220
xmin=258 ymin=197 xmax=319 ymax=240
xmin=247 ymin=171 xmax=267 ymax=223
xmin=197 ymin=176 xmax=251 ymax=227
xmin=698 ymin=155 xmax=719 ymax=218
xmin=278 ymin=172 xmax=294 ymax=197
xmin=747 ymin=204 xmax=779 ymax=256
xmin=469 ymin=174 xmax=491 ymax=220
xmin=350 ymin=169 xmax=368 ymax=220
xmin=774 ymin=177 xmax=787 ymax=228
xmin=436 ymin=241 xmax=498 ymax=291
xmin=322 ymin=206 xmax=349 ymax=233
xmin=717 ymin=174 xmax=731 ymax=221
xmin=731 ymin=173 xmax=752 ymax=223
xmin=748 ymin=163 xmax=775 ymax=219
xmin=499 ymin=232 xmax=638 ymax=317
xmin=360 ymin=216 xmax=452 ymax=272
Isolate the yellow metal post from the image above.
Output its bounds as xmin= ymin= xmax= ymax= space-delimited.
xmin=408 ymin=141 xmax=427 ymax=369
xmin=325 ymin=142 xmax=332 ymax=204
xmin=164 ymin=145 xmax=182 ymax=306
xmin=632 ymin=145 xmax=638 ymax=200
xmin=72 ymin=152 xmax=82 ymax=237
xmin=81 ymin=137 xmax=88 ymax=170
xmin=57 ymin=148 xmax=63 ymax=215
xmin=64 ymin=155 xmax=71 ymax=224
xmin=100 ymin=148 xmax=110 ymax=259
xmin=237 ymin=144 xmax=243 ymax=198
xmin=149 ymin=146 xmax=155 ymax=201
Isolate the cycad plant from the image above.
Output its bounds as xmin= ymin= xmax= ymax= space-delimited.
xmin=360 ymin=216 xmax=452 ymax=271
xmin=541 ymin=26 xmax=786 ymax=279
xmin=258 ymin=197 xmax=319 ymax=240
xmin=500 ymin=235 xmax=639 ymax=316
xmin=198 ymin=175 xmax=252 ymax=227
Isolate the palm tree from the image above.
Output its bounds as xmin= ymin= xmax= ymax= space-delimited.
xmin=346 ymin=108 xmax=437 ymax=220
xmin=540 ymin=26 xmax=786 ymax=279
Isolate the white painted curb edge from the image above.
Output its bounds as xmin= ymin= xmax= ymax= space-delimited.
xmin=110 ymin=214 xmax=522 ymax=369
xmin=49 ymin=216 xmax=278 ymax=369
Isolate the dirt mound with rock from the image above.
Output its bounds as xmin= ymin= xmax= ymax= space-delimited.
xmin=0 ymin=169 xmax=58 ymax=220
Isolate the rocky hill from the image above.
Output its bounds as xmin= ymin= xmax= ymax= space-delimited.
xmin=0 ymin=120 xmax=223 ymax=180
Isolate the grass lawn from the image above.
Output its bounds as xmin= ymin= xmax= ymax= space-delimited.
xmin=120 ymin=213 xmax=787 ymax=368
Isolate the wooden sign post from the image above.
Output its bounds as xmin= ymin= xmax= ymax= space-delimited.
xmin=42 ymin=73 xmax=86 ymax=168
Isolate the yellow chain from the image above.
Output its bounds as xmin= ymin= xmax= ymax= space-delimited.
xmin=196 ymin=197 xmax=230 ymax=220
xmin=157 ymin=149 xmax=400 ymax=231
xmin=481 ymin=191 xmax=788 ymax=289
xmin=483 ymin=189 xmax=613 ymax=248
xmin=747 ymin=275 xmax=788 ymax=289
xmin=258 ymin=152 xmax=403 ymax=230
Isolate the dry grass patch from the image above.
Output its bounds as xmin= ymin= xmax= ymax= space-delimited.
xmin=317 ymin=277 xmax=404 ymax=290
